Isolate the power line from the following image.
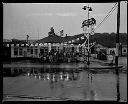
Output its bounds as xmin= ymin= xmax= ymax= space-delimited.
xmin=94 ymin=2 xmax=118 ymax=32
xmin=95 ymin=6 xmax=118 ymax=31
xmin=95 ymin=2 xmax=117 ymax=31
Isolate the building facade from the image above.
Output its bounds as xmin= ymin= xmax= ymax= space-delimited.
xmin=122 ymin=45 xmax=127 ymax=56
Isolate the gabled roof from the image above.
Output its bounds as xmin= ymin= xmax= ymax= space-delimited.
xmin=28 ymin=40 xmax=38 ymax=44
xmin=63 ymin=33 xmax=84 ymax=41
xmin=33 ymin=35 xmax=63 ymax=44
xmin=32 ymin=33 xmax=88 ymax=45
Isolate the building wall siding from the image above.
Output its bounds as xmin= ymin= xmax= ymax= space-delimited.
xmin=9 ymin=44 xmax=127 ymax=59
xmin=11 ymin=46 xmax=27 ymax=58
xmin=122 ymin=47 xmax=127 ymax=55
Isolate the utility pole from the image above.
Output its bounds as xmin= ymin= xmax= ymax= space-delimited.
xmin=115 ymin=2 xmax=120 ymax=102
xmin=87 ymin=5 xmax=90 ymax=65
xmin=115 ymin=1 xmax=120 ymax=66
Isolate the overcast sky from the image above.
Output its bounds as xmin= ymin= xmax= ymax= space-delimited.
xmin=3 ymin=2 xmax=127 ymax=40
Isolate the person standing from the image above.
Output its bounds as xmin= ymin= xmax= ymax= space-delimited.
xmin=63 ymin=51 xmax=66 ymax=62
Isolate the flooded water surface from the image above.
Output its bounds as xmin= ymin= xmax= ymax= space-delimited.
xmin=3 ymin=60 xmax=127 ymax=101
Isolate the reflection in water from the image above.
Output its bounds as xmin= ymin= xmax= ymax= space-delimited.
xmin=25 ymin=68 xmax=80 ymax=82
xmin=3 ymin=64 xmax=127 ymax=101
xmin=116 ymin=67 xmax=120 ymax=102
xmin=85 ymin=66 xmax=96 ymax=100
xmin=89 ymin=73 xmax=95 ymax=100
xmin=3 ymin=65 xmax=126 ymax=77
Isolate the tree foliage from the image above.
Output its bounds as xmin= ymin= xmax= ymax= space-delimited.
xmin=92 ymin=33 xmax=127 ymax=48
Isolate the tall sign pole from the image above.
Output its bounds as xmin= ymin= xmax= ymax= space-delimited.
xmin=82 ymin=5 xmax=95 ymax=65
xmin=115 ymin=1 xmax=120 ymax=66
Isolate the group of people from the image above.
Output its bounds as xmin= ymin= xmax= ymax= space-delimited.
xmin=39 ymin=50 xmax=86 ymax=63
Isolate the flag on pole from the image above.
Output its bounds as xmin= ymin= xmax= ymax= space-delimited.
xmin=72 ymin=40 xmax=75 ymax=42
xmin=77 ymin=38 xmax=79 ymax=41
xmin=11 ymin=44 xmax=14 ymax=47
xmin=81 ymin=36 xmax=84 ymax=39
xmin=35 ymin=43 xmax=38 ymax=46
xmin=68 ymin=41 xmax=71 ymax=43
xmin=21 ymin=44 xmax=24 ymax=46
xmin=16 ymin=44 xmax=19 ymax=47
xmin=7 ymin=44 xmax=9 ymax=47
xmin=60 ymin=30 xmax=64 ymax=36
xmin=30 ymin=44 xmax=33 ymax=46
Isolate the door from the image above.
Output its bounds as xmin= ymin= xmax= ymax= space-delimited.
xmin=24 ymin=51 xmax=27 ymax=57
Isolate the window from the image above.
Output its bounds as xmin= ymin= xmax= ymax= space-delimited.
xmin=51 ymin=49 xmax=54 ymax=53
xmin=45 ymin=49 xmax=48 ymax=52
xmin=27 ymin=48 xmax=30 ymax=53
xmin=35 ymin=49 xmax=38 ymax=55
xmin=63 ymin=47 xmax=65 ymax=51
xmin=123 ymin=49 xmax=126 ymax=52
xmin=31 ymin=48 xmax=33 ymax=54
xmin=19 ymin=48 xmax=23 ymax=55
xmin=14 ymin=48 xmax=18 ymax=56
xmin=40 ymin=49 xmax=44 ymax=55
xmin=72 ymin=47 xmax=74 ymax=52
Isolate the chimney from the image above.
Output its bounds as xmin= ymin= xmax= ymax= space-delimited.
xmin=66 ymin=34 xmax=67 ymax=37
xmin=27 ymin=35 xmax=29 ymax=43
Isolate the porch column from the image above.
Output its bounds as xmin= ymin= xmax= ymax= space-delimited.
xmin=38 ymin=46 xmax=40 ymax=58
xmin=56 ymin=44 xmax=58 ymax=51
xmin=48 ymin=43 xmax=51 ymax=52
xmin=76 ymin=45 xmax=79 ymax=52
